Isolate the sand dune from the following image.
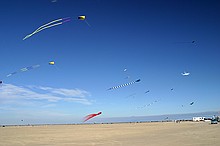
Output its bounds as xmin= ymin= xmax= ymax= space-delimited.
xmin=0 ymin=122 xmax=219 ymax=146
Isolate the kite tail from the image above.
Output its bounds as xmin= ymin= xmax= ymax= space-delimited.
xmin=62 ymin=17 xmax=71 ymax=20
xmin=107 ymin=79 xmax=140 ymax=90
xmin=62 ymin=17 xmax=71 ymax=23
xmin=62 ymin=19 xmax=71 ymax=23
xmin=23 ymin=18 xmax=65 ymax=40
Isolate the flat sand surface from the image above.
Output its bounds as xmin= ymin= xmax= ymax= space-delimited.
xmin=0 ymin=122 xmax=219 ymax=146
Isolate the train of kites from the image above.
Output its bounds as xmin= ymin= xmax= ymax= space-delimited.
xmin=0 ymin=15 xmax=195 ymax=122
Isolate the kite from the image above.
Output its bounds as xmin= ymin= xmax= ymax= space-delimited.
xmin=48 ymin=61 xmax=60 ymax=70
xmin=174 ymin=40 xmax=196 ymax=44
xmin=181 ymin=72 xmax=190 ymax=76
xmin=23 ymin=17 xmax=71 ymax=40
xmin=78 ymin=15 xmax=91 ymax=27
xmin=0 ymin=61 xmax=56 ymax=83
xmin=124 ymin=76 xmax=130 ymax=79
xmin=190 ymin=102 xmax=194 ymax=105
xmin=23 ymin=15 xmax=90 ymax=40
xmin=78 ymin=16 xmax=86 ymax=20
xmin=145 ymin=90 xmax=150 ymax=93
xmin=83 ymin=112 xmax=102 ymax=122
xmin=123 ymin=68 xmax=130 ymax=79
xmin=49 ymin=61 xmax=55 ymax=65
xmin=107 ymin=79 xmax=141 ymax=90
xmin=2 ymin=61 xmax=54 ymax=80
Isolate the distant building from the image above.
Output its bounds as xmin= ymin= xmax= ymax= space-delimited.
xmin=193 ymin=117 xmax=205 ymax=122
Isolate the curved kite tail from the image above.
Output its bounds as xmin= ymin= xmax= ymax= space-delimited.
xmin=83 ymin=118 xmax=89 ymax=122
xmin=83 ymin=113 xmax=101 ymax=122
xmin=62 ymin=17 xmax=71 ymax=20
xmin=62 ymin=19 xmax=71 ymax=23
xmin=23 ymin=34 xmax=32 ymax=40
xmin=83 ymin=115 xmax=94 ymax=122
xmin=83 ymin=117 xmax=92 ymax=122
xmin=62 ymin=17 xmax=71 ymax=23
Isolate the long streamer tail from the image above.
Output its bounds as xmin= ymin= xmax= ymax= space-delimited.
xmin=23 ymin=17 xmax=70 ymax=40
xmin=107 ymin=79 xmax=140 ymax=90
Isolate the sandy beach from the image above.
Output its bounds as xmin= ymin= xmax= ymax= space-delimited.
xmin=0 ymin=121 xmax=219 ymax=146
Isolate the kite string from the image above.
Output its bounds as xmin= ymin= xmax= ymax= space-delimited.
xmin=84 ymin=20 xmax=91 ymax=27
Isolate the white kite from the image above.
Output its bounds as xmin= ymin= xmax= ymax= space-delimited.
xmin=181 ymin=71 xmax=190 ymax=76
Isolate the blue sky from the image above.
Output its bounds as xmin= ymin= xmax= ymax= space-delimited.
xmin=0 ymin=0 xmax=220 ymax=124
